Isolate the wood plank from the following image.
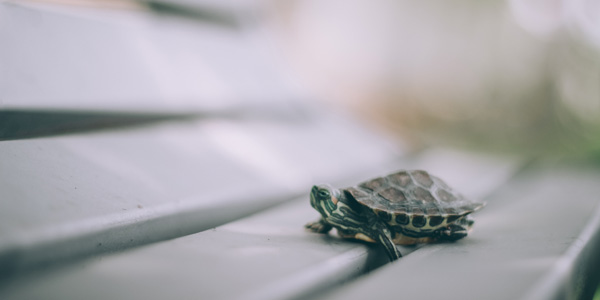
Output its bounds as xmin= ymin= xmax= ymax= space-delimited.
xmin=0 ymin=149 xmax=520 ymax=299
xmin=315 ymin=163 xmax=600 ymax=300
xmin=0 ymin=113 xmax=396 ymax=276
xmin=0 ymin=2 xmax=296 ymax=112
xmin=0 ymin=110 xmax=196 ymax=141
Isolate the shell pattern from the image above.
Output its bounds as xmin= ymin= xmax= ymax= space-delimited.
xmin=343 ymin=170 xmax=485 ymax=237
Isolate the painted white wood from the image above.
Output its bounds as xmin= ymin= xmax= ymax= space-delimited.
xmin=0 ymin=0 xmax=397 ymax=275
xmin=0 ymin=108 xmax=397 ymax=272
xmin=317 ymin=164 xmax=600 ymax=300
xmin=0 ymin=149 xmax=519 ymax=300
xmin=0 ymin=2 xmax=296 ymax=112
xmin=3 ymin=2 xmax=596 ymax=300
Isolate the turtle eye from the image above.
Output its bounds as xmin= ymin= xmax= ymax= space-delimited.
xmin=318 ymin=190 xmax=330 ymax=199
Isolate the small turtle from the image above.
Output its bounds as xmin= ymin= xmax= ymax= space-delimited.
xmin=305 ymin=170 xmax=485 ymax=261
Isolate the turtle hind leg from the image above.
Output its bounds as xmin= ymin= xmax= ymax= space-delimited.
xmin=305 ymin=218 xmax=333 ymax=234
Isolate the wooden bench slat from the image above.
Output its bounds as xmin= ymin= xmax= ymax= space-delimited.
xmin=0 ymin=2 xmax=296 ymax=113
xmin=0 ymin=110 xmax=396 ymax=276
xmin=315 ymin=164 xmax=600 ymax=300
xmin=0 ymin=149 xmax=519 ymax=299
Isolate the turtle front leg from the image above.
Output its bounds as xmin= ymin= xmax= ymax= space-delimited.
xmin=436 ymin=216 xmax=474 ymax=242
xmin=371 ymin=224 xmax=403 ymax=261
xmin=305 ymin=218 xmax=333 ymax=234
xmin=359 ymin=209 xmax=403 ymax=261
xmin=337 ymin=223 xmax=402 ymax=261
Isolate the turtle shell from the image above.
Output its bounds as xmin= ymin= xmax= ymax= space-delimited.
xmin=343 ymin=170 xmax=485 ymax=234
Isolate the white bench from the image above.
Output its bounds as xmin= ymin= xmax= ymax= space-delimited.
xmin=1 ymin=2 xmax=600 ymax=300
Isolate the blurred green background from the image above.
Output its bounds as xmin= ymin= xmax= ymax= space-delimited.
xmin=267 ymin=0 xmax=600 ymax=158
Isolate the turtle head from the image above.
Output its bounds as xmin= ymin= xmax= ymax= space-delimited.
xmin=310 ymin=184 xmax=340 ymax=218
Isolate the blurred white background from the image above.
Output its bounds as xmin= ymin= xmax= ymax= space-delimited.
xmin=265 ymin=0 xmax=600 ymax=157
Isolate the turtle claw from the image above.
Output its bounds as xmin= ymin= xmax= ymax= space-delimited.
xmin=305 ymin=219 xmax=332 ymax=234
xmin=436 ymin=224 xmax=469 ymax=241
